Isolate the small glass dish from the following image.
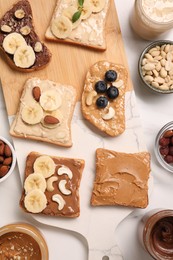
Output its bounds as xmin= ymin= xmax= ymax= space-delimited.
xmin=0 ymin=223 xmax=49 ymax=260
xmin=155 ymin=121 xmax=173 ymax=172
xmin=138 ymin=40 xmax=173 ymax=94
xmin=0 ymin=136 xmax=16 ymax=183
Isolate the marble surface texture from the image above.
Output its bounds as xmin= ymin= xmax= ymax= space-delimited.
xmin=1 ymin=0 xmax=173 ymax=260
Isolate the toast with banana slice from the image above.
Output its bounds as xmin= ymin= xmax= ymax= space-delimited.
xmin=81 ymin=60 xmax=128 ymax=136
xmin=10 ymin=78 xmax=77 ymax=147
xmin=20 ymin=152 xmax=85 ymax=217
xmin=45 ymin=0 xmax=110 ymax=50
xmin=0 ymin=0 xmax=51 ymax=72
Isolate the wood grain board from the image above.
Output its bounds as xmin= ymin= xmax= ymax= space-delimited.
xmin=0 ymin=0 xmax=133 ymax=116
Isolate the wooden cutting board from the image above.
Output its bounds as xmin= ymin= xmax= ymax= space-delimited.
xmin=0 ymin=0 xmax=132 ymax=116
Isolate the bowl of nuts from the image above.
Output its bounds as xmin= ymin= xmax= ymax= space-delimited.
xmin=155 ymin=122 xmax=173 ymax=172
xmin=0 ymin=136 xmax=16 ymax=182
xmin=138 ymin=40 xmax=173 ymax=94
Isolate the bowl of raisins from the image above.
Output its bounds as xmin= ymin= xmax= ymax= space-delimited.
xmin=155 ymin=122 xmax=173 ymax=172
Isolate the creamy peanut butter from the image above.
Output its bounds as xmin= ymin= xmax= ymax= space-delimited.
xmin=0 ymin=232 xmax=41 ymax=259
xmin=82 ymin=61 xmax=128 ymax=136
xmin=10 ymin=78 xmax=76 ymax=147
xmin=46 ymin=0 xmax=110 ymax=49
xmin=91 ymin=148 xmax=151 ymax=208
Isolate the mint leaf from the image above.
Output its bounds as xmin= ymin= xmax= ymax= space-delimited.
xmin=78 ymin=0 xmax=84 ymax=7
xmin=72 ymin=11 xmax=81 ymax=23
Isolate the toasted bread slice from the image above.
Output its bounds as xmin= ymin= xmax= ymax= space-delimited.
xmin=10 ymin=78 xmax=76 ymax=147
xmin=0 ymin=0 xmax=51 ymax=72
xmin=81 ymin=60 xmax=128 ymax=136
xmin=20 ymin=152 xmax=85 ymax=217
xmin=45 ymin=0 xmax=110 ymax=51
xmin=91 ymin=148 xmax=151 ymax=208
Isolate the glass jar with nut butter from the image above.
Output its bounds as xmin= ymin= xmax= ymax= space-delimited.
xmin=130 ymin=0 xmax=173 ymax=40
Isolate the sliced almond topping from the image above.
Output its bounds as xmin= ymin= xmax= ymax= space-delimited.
xmin=20 ymin=25 xmax=31 ymax=36
xmin=1 ymin=25 xmax=12 ymax=33
xmin=34 ymin=42 xmax=43 ymax=52
xmin=14 ymin=9 xmax=25 ymax=19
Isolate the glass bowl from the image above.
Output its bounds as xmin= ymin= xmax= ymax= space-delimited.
xmin=0 ymin=136 xmax=16 ymax=183
xmin=0 ymin=223 xmax=49 ymax=260
xmin=138 ymin=40 xmax=173 ymax=94
xmin=155 ymin=121 xmax=173 ymax=172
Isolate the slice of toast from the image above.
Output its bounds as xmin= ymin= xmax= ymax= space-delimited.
xmin=0 ymin=0 xmax=51 ymax=72
xmin=20 ymin=152 xmax=85 ymax=217
xmin=10 ymin=77 xmax=76 ymax=147
xmin=81 ymin=60 xmax=128 ymax=136
xmin=45 ymin=0 xmax=110 ymax=51
xmin=91 ymin=148 xmax=151 ymax=208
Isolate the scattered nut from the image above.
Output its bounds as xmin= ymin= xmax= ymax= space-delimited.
xmin=20 ymin=25 xmax=31 ymax=35
xmin=85 ymin=90 xmax=97 ymax=106
xmin=102 ymin=107 xmax=115 ymax=120
xmin=112 ymin=79 xmax=124 ymax=88
xmin=46 ymin=176 xmax=58 ymax=192
xmin=1 ymin=25 xmax=12 ymax=33
xmin=14 ymin=9 xmax=25 ymax=19
xmin=58 ymin=180 xmax=71 ymax=195
xmin=32 ymin=86 xmax=41 ymax=102
xmin=52 ymin=194 xmax=66 ymax=210
xmin=57 ymin=165 xmax=73 ymax=179
xmin=44 ymin=115 xmax=59 ymax=125
xmin=34 ymin=42 xmax=43 ymax=52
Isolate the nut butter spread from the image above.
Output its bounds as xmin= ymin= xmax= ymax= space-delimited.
xmin=20 ymin=152 xmax=85 ymax=218
xmin=82 ymin=61 xmax=128 ymax=136
xmin=0 ymin=0 xmax=51 ymax=70
xmin=10 ymin=78 xmax=76 ymax=147
xmin=151 ymin=217 xmax=173 ymax=258
xmin=0 ymin=232 xmax=41 ymax=259
xmin=91 ymin=148 xmax=151 ymax=208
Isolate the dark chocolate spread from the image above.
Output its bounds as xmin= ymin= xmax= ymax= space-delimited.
xmin=151 ymin=217 xmax=173 ymax=258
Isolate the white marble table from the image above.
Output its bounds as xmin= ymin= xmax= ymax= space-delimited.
xmin=1 ymin=0 xmax=173 ymax=259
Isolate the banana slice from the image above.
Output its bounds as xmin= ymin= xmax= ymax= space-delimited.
xmin=62 ymin=6 xmax=81 ymax=29
xmin=21 ymin=103 xmax=43 ymax=125
xmin=81 ymin=3 xmax=92 ymax=20
xmin=51 ymin=15 xmax=72 ymax=39
xmin=89 ymin=0 xmax=106 ymax=13
xmin=33 ymin=155 xmax=56 ymax=178
xmin=13 ymin=44 xmax=36 ymax=68
xmin=24 ymin=189 xmax=47 ymax=213
xmin=24 ymin=173 xmax=47 ymax=193
xmin=2 ymin=32 xmax=27 ymax=54
xmin=41 ymin=109 xmax=63 ymax=129
xmin=39 ymin=90 xmax=62 ymax=111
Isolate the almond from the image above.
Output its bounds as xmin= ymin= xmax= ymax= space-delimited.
xmin=44 ymin=115 xmax=59 ymax=125
xmin=4 ymin=144 xmax=12 ymax=157
xmin=32 ymin=86 xmax=41 ymax=102
xmin=163 ymin=130 xmax=173 ymax=138
xmin=0 ymin=165 xmax=9 ymax=178
xmin=0 ymin=156 xmax=4 ymax=163
xmin=3 ymin=157 xmax=12 ymax=166
xmin=0 ymin=142 xmax=5 ymax=155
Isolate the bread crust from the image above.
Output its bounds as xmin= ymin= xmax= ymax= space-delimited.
xmin=20 ymin=151 xmax=85 ymax=217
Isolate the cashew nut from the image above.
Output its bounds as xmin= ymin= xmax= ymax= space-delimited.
xmin=85 ymin=90 xmax=97 ymax=106
xmin=57 ymin=165 xmax=73 ymax=179
xmin=112 ymin=79 xmax=124 ymax=88
xmin=102 ymin=107 xmax=115 ymax=120
xmin=59 ymin=180 xmax=71 ymax=195
xmin=52 ymin=194 xmax=66 ymax=210
xmin=46 ymin=176 xmax=58 ymax=192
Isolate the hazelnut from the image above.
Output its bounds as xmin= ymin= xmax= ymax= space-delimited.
xmin=159 ymin=137 xmax=170 ymax=147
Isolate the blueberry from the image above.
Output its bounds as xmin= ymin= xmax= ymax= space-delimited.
xmin=105 ymin=70 xmax=117 ymax=82
xmin=96 ymin=96 xmax=108 ymax=108
xmin=107 ymin=86 xmax=119 ymax=99
xmin=95 ymin=81 xmax=107 ymax=93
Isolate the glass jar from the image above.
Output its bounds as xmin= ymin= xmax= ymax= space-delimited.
xmin=130 ymin=0 xmax=173 ymax=40
xmin=139 ymin=209 xmax=173 ymax=260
